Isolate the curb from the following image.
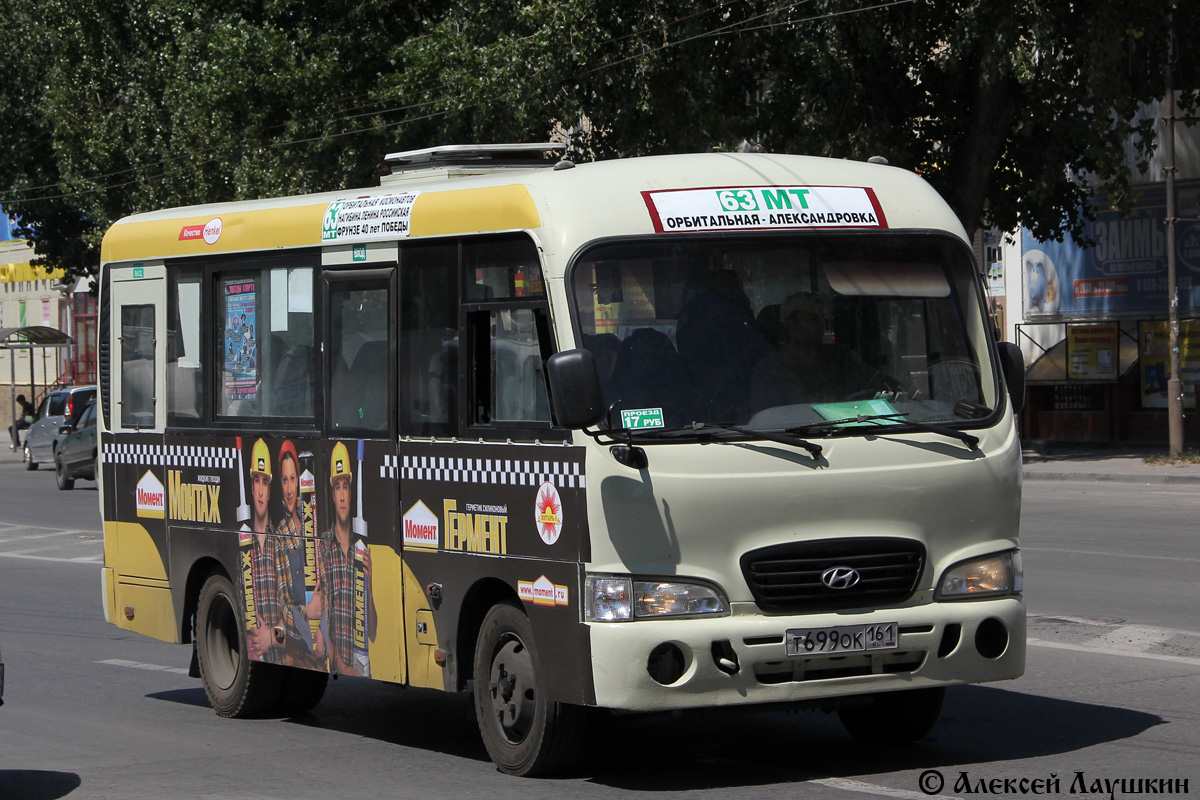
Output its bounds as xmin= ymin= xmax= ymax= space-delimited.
xmin=1022 ymin=469 xmax=1200 ymax=485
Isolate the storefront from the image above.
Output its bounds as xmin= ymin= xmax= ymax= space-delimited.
xmin=1008 ymin=179 xmax=1200 ymax=443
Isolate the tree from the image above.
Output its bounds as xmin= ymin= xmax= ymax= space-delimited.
xmin=4 ymin=0 xmax=1198 ymax=284
xmin=0 ymin=0 xmax=423 ymax=282
xmin=389 ymin=0 xmax=1200 ymax=242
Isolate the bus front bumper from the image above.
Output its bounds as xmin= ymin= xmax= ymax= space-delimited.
xmin=586 ymin=596 xmax=1024 ymax=711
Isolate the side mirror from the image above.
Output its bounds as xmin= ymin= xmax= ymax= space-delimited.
xmin=58 ymin=423 xmax=74 ymax=435
xmin=997 ymin=342 xmax=1025 ymax=415
xmin=547 ymin=349 xmax=605 ymax=430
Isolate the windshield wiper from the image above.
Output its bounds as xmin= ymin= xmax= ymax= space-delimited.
xmin=789 ymin=413 xmax=979 ymax=450
xmin=638 ymin=421 xmax=823 ymax=458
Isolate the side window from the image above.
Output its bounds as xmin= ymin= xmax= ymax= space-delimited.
xmin=168 ymin=269 xmax=204 ymax=425
xmin=400 ymin=242 xmax=458 ymax=437
xmin=48 ymin=393 xmax=67 ymax=416
xmin=462 ymin=235 xmax=557 ymax=438
xmin=328 ymin=276 xmax=392 ymax=436
xmin=482 ymin=308 xmax=551 ymax=423
xmin=217 ymin=263 xmax=315 ymax=420
xmin=120 ymin=305 xmax=156 ymax=428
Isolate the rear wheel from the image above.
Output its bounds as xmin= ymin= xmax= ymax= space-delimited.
xmin=55 ymin=454 xmax=75 ymax=490
xmin=195 ymin=572 xmax=283 ymax=718
xmin=23 ymin=444 xmax=37 ymax=471
xmin=837 ymin=687 xmax=945 ymax=744
xmin=473 ymin=601 xmax=585 ymax=776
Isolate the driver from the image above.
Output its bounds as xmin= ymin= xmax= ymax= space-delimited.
xmin=750 ymin=291 xmax=875 ymax=409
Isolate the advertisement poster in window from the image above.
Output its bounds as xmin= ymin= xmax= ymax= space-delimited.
xmin=1066 ymin=322 xmax=1118 ymax=381
xmin=1138 ymin=319 xmax=1200 ymax=409
xmin=224 ymin=279 xmax=258 ymax=403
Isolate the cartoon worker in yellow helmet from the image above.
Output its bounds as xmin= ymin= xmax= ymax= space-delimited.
xmin=249 ymin=438 xmax=273 ymax=534
xmin=320 ymin=441 xmax=376 ymax=675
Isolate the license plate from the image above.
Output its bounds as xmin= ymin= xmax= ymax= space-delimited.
xmin=785 ymin=622 xmax=899 ymax=656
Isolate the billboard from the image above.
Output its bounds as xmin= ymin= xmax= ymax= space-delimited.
xmin=1021 ymin=182 xmax=1200 ymax=318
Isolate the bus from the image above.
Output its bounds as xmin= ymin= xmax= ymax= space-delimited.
xmin=98 ymin=144 xmax=1026 ymax=776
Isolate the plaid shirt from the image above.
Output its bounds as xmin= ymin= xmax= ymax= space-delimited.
xmin=318 ymin=531 xmax=359 ymax=674
xmin=249 ymin=533 xmax=289 ymax=665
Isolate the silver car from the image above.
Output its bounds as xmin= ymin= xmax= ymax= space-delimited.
xmin=22 ymin=385 xmax=96 ymax=471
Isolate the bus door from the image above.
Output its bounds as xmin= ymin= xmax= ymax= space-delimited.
xmin=104 ymin=263 xmax=172 ymax=636
xmin=320 ymin=266 xmax=403 ymax=682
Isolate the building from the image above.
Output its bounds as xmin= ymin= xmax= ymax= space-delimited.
xmin=1 ymin=215 xmax=97 ymax=433
xmin=1004 ymin=97 xmax=1200 ymax=444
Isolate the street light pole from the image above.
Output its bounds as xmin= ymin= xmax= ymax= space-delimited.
xmin=1165 ymin=15 xmax=1185 ymax=459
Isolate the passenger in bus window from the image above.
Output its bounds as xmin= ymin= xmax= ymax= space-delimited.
xmin=318 ymin=442 xmax=377 ymax=676
xmin=245 ymin=439 xmax=289 ymax=664
xmin=751 ymin=292 xmax=875 ymax=409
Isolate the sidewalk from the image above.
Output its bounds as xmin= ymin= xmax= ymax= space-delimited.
xmin=1022 ymin=444 xmax=1200 ymax=485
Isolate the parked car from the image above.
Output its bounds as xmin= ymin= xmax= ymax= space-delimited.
xmin=22 ymin=385 xmax=96 ymax=471
xmin=55 ymin=398 xmax=98 ymax=490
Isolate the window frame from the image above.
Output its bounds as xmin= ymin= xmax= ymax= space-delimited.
xmin=460 ymin=294 xmax=562 ymax=442
xmin=322 ymin=266 xmax=397 ymax=441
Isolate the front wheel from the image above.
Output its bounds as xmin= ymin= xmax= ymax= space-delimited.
xmin=837 ymin=687 xmax=945 ymax=744
xmin=55 ymin=454 xmax=74 ymax=490
xmin=195 ymin=572 xmax=283 ymax=718
xmin=473 ymin=601 xmax=585 ymax=776
xmin=23 ymin=444 xmax=37 ymax=471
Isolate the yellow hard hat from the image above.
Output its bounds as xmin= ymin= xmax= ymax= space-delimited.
xmin=250 ymin=438 xmax=272 ymax=478
xmin=330 ymin=441 xmax=353 ymax=484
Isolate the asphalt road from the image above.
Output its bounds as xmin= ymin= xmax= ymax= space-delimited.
xmin=1 ymin=454 xmax=1198 ymax=799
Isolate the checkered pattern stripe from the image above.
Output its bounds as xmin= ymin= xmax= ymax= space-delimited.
xmin=380 ymin=454 xmax=399 ymax=479
xmin=103 ymin=442 xmax=237 ymax=470
xmin=401 ymin=455 xmax=585 ymax=488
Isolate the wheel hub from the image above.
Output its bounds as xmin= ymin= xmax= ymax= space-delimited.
xmin=488 ymin=638 xmax=535 ymax=743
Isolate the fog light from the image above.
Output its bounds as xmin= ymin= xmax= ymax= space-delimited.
xmin=647 ymin=643 xmax=687 ymax=685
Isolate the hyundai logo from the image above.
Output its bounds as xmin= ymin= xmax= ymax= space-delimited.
xmin=821 ymin=566 xmax=861 ymax=590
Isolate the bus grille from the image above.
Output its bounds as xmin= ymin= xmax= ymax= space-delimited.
xmin=740 ymin=538 xmax=925 ymax=613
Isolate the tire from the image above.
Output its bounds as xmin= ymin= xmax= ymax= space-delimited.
xmin=278 ymin=666 xmax=329 ymax=716
xmin=55 ymin=454 xmax=75 ymax=490
xmin=473 ymin=601 xmax=586 ymax=776
xmin=837 ymin=687 xmax=945 ymax=745
xmin=195 ymin=572 xmax=284 ymax=718
xmin=23 ymin=444 xmax=37 ymax=471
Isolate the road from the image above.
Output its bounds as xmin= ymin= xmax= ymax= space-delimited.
xmin=1 ymin=454 xmax=1198 ymax=799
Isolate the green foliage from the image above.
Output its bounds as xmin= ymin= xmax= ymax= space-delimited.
xmin=2 ymin=0 xmax=1198 ymax=283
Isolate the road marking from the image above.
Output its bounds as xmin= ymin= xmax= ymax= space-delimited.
xmin=1092 ymin=625 xmax=1177 ymax=652
xmin=1029 ymin=615 xmax=1200 ymax=640
xmin=812 ymin=777 xmax=960 ymax=800
xmin=1021 ymin=546 xmax=1200 ymax=564
xmin=0 ymin=528 xmax=96 ymax=541
xmin=0 ymin=552 xmax=102 ymax=564
xmin=1027 ymin=638 xmax=1200 ymax=667
xmin=97 ymin=658 xmax=190 ymax=675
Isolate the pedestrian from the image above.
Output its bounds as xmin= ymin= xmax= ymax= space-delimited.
xmin=9 ymin=394 xmax=36 ymax=450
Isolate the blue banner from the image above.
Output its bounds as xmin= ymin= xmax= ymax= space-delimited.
xmin=1021 ymin=182 xmax=1200 ymax=318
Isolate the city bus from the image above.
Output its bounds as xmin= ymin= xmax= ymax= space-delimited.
xmin=98 ymin=144 xmax=1026 ymax=776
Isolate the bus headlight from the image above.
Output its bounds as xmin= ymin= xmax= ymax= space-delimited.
xmin=936 ymin=550 xmax=1022 ymax=599
xmin=584 ymin=576 xmax=728 ymax=621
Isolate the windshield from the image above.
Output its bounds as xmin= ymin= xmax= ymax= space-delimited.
xmin=569 ymin=234 xmax=997 ymax=434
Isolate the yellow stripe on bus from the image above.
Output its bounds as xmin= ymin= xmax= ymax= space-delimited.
xmin=410 ymin=185 xmax=541 ymax=236
xmin=101 ymin=185 xmax=541 ymax=263
xmin=101 ymin=204 xmax=329 ymax=263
